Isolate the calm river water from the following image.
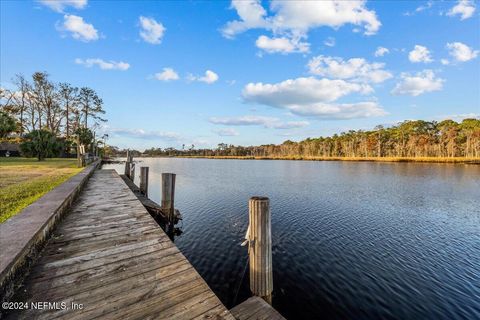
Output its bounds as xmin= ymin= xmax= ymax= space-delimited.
xmin=104 ymin=158 xmax=480 ymax=320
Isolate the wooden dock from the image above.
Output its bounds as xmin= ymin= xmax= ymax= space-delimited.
xmin=230 ymin=297 xmax=285 ymax=320
xmin=5 ymin=169 xmax=234 ymax=320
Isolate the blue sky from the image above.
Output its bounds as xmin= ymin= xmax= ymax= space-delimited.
xmin=1 ymin=0 xmax=479 ymax=150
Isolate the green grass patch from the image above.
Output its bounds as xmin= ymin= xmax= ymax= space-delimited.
xmin=0 ymin=157 xmax=78 ymax=168
xmin=0 ymin=158 xmax=82 ymax=223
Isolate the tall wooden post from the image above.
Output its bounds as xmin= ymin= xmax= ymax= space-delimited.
xmin=76 ymin=144 xmax=82 ymax=168
xmin=130 ymin=163 xmax=135 ymax=181
xmin=93 ymin=131 xmax=96 ymax=157
xmin=161 ymin=173 xmax=176 ymax=229
xmin=248 ymin=196 xmax=273 ymax=305
xmin=79 ymin=145 xmax=86 ymax=167
xmin=124 ymin=150 xmax=131 ymax=178
xmin=140 ymin=167 xmax=149 ymax=197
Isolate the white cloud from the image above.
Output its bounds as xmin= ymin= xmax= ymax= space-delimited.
xmin=271 ymin=121 xmax=310 ymax=129
xmin=285 ymin=102 xmax=387 ymax=119
xmin=307 ymin=56 xmax=392 ymax=83
xmin=268 ymin=0 xmax=381 ymax=36
xmin=209 ymin=115 xmax=309 ymax=129
xmin=108 ymin=127 xmax=180 ymax=140
xmin=447 ymin=0 xmax=476 ymax=20
xmin=324 ymin=37 xmax=335 ymax=47
xmin=222 ymin=0 xmax=269 ymax=38
xmin=210 ymin=115 xmax=277 ymax=126
xmin=222 ymin=0 xmax=381 ymax=54
xmin=191 ymin=138 xmax=211 ymax=147
xmin=446 ymin=42 xmax=479 ymax=62
xmin=408 ymin=45 xmax=433 ymax=63
xmin=154 ymin=68 xmax=179 ymax=81
xmin=200 ymin=70 xmax=219 ymax=84
xmin=391 ymin=70 xmax=444 ymax=96
xmin=241 ymin=77 xmax=385 ymax=119
xmin=374 ymin=46 xmax=389 ymax=57
xmin=58 ymin=14 xmax=98 ymax=42
xmin=39 ymin=0 xmax=87 ymax=12
xmin=404 ymin=1 xmax=433 ymax=16
xmin=441 ymin=59 xmax=450 ymax=65
xmin=75 ymin=58 xmax=130 ymax=70
xmin=188 ymin=70 xmax=219 ymax=84
xmin=255 ymin=35 xmax=309 ymax=54
xmin=139 ymin=16 xmax=165 ymax=44
xmin=243 ymin=77 xmax=372 ymax=106
xmin=213 ymin=128 xmax=240 ymax=136
xmin=436 ymin=113 xmax=479 ymax=122
xmin=415 ymin=1 xmax=433 ymax=12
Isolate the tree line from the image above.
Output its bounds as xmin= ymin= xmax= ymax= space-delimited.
xmin=0 ymin=72 xmax=107 ymax=160
xmin=118 ymin=119 xmax=480 ymax=159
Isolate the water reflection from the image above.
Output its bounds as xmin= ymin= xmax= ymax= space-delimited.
xmin=104 ymin=159 xmax=480 ymax=320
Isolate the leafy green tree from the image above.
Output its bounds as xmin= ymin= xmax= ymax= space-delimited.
xmin=459 ymin=118 xmax=480 ymax=157
xmin=103 ymin=145 xmax=119 ymax=157
xmin=78 ymin=87 xmax=105 ymax=128
xmin=0 ymin=110 xmax=17 ymax=138
xmin=20 ymin=130 xmax=64 ymax=160
xmin=75 ymin=127 xmax=94 ymax=149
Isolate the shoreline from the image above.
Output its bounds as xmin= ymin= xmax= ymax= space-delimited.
xmin=128 ymin=156 xmax=480 ymax=164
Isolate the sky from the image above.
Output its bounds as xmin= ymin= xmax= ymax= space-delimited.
xmin=1 ymin=0 xmax=479 ymax=150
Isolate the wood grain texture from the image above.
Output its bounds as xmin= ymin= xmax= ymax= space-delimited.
xmin=6 ymin=169 xmax=234 ymax=320
xmin=248 ymin=197 xmax=273 ymax=304
xmin=161 ymin=173 xmax=176 ymax=224
xmin=140 ymin=166 xmax=149 ymax=197
xmin=230 ymin=297 xmax=285 ymax=320
xmin=120 ymin=174 xmax=167 ymax=220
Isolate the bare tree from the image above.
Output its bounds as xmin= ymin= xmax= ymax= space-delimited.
xmin=58 ymin=83 xmax=79 ymax=139
xmin=0 ymin=87 xmax=16 ymax=111
xmin=31 ymin=72 xmax=63 ymax=134
xmin=11 ymin=74 xmax=31 ymax=136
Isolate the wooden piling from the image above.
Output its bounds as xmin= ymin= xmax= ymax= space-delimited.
xmin=76 ymin=144 xmax=82 ymax=168
xmin=248 ymin=196 xmax=273 ymax=305
xmin=130 ymin=163 xmax=135 ymax=181
xmin=140 ymin=167 xmax=149 ymax=197
xmin=161 ymin=173 xmax=176 ymax=226
xmin=124 ymin=150 xmax=131 ymax=178
xmin=6 ymin=169 xmax=235 ymax=319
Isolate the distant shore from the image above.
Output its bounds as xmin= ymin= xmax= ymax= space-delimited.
xmin=135 ymin=155 xmax=480 ymax=164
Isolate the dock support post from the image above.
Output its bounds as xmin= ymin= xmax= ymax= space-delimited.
xmin=125 ymin=150 xmax=131 ymax=178
xmin=140 ymin=167 xmax=149 ymax=197
xmin=161 ymin=173 xmax=176 ymax=232
xmin=248 ymin=196 xmax=273 ymax=305
xmin=130 ymin=163 xmax=135 ymax=181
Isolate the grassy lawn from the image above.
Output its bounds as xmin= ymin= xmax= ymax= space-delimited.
xmin=0 ymin=158 xmax=82 ymax=223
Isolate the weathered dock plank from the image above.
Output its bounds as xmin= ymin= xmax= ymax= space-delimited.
xmin=230 ymin=297 xmax=285 ymax=320
xmin=0 ymin=161 xmax=100 ymax=304
xmin=120 ymin=174 xmax=166 ymax=219
xmin=6 ymin=169 xmax=234 ymax=320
